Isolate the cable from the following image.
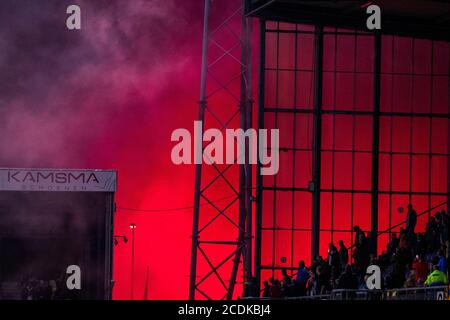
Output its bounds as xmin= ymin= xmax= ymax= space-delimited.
xmin=117 ymin=185 xmax=257 ymax=214
xmin=116 ymin=194 xmax=239 ymax=213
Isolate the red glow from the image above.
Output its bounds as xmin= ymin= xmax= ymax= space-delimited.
xmin=1 ymin=1 xmax=448 ymax=301
xmin=261 ymin=23 xmax=450 ymax=281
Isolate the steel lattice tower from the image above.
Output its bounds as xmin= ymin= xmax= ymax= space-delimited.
xmin=189 ymin=0 xmax=253 ymax=300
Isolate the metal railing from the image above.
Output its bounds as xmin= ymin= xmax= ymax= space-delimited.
xmin=329 ymin=286 xmax=449 ymax=300
xmin=287 ymin=294 xmax=331 ymax=301
xmin=331 ymin=289 xmax=383 ymax=301
xmin=241 ymin=285 xmax=449 ymax=301
xmin=382 ymin=285 xmax=449 ymax=300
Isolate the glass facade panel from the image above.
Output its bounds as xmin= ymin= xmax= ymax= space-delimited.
xmin=260 ymin=21 xmax=449 ymax=275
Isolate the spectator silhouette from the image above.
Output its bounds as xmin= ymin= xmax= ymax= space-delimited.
xmin=269 ymin=278 xmax=282 ymax=298
xmin=338 ymin=240 xmax=349 ymax=269
xmin=327 ymin=243 xmax=340 ymax=276
xmin=262 ymin=281 xmax=270 ymax=298
xmin=294 ymin=260 xmax=309 ymax=296
xmin=387 ymin=233 xmax=399 ymax=256
xmin=336 ymin=265 xmax=358 ymax=290
xmin=406 ymin=204 xmax=417 ymax=236
xmin=281 ymin=269 xmax=293 ymax=297
xmin=437 ymin=249 xmax=447 ymax=274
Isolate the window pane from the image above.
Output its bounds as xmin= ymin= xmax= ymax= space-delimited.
xmin=275 ymin=230 xmax=293 ymax=268
xmin=354 ymin=116 xmax=372 ymax=151
xmin=294 ymin=192 xmax=312 ymax=229
xmin=393 ymin=37 xmax=413 ymax=73
xmin=265 ymin=32 xmax=278 ymax=69
xmin=278 ymin=33 xmax=296 ymax=70
xmin=392 ymin=117 xmax=411 ymax=152
xmin=355 ymin=74 xmax=373 ymax=111
xmin=261 ymin=230 xmax=274 ymax=266
xmin=297 ymin=34 xmax=314 ymax=70
xmin=275 ymin=191 xmax=293 ymax=229
xmin=336 ymin=35 xmax=355 ymax=72
xmin=354 ymin=152 xmax=372 ymax=190
xmin=433 ymin=41 xmax=449 ymax=75
xmin=296 ymin=71 xmax=314 ymax=109
xmin=392 ymin=75 xmax=412 ymax=113
xmin=321 ymin=114 xmax=334 ymax=150
xmin=356 ymin=35 xmax=374 ymax=72
xmin=277 ymin=71 xmax=295 ymax=108
xmin=380 ymin=74 xmax=393 ymax=112
xmin=353 ymin=193 xmax=371 ymax=231
xmin=277 ymin=151 xmax=293 ymax=187
xmin=335 ymin=115 xmax=353 ymax=150
xmin=412 ymin=117 xmax=430 ymax=153
xmin=278 ymin=113 xmax=294 ymax=148
xmin=293 ymin=231 xmax=311 ymax=265
xmin=412 ymin=76 xmax=431 ymax=113
xmin=379 ymin=116 xmax=391 ymax=152
xmin=412 ymin=156 xmax=429 ymax=193
xmin=379 ymin=154 xmax=391 ymax=192
xmin=294 ymin=114 xmax=313 ymax=149
xmin=335 ymin=73 xmax=354 ymax=110
xmin=432 ymin=77 xmax=449 ymax=114
xmin=319 ymin=231 xmax=332 ymax=258
xmin=431 ymin=156 xmax=448 ymax=193
xmin=333 ymin=193 xmax=352 ymax=230
xmin=265 ymin=70 xmax=277 ymax=107
xmin=323 ymin=34 xmax=336 ymax=72
xmin=321 ymin=151 xmax=332 ymax=189
xmin=320 ymin=192 xmax=332 ymax=230
xmin=378 ymin=194 xmax=391 ymax=231
xmin=262 ymin=190 xmax=274 ymax=228
xmin=334 ymin=152 xmax=353 ymax=189
xmin=392 ymin=155 xmax=410 ymax=192
xmin=413 ymin=39 xmax=432 ymax=74
xmin=381 ymin=35 xmax=393 ymax=73
xmin=294 ymin=151 xmax=312 ymax=188
xmin=431 ymin=118 xmax=448 ymax=154
xmin=391 ymin=194 xmax=410 ymax=232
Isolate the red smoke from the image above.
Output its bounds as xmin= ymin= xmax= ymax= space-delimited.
xmin=0 ymin=0 xmax=209 ymax=299
xmin=2 ymin=0 xmax=446 ymax=300
xmin=0 ymin=0 xmax=250 ymax=300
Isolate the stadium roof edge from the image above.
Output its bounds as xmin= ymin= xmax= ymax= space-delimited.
xmin=245 ymin=0 xmax=450 ymax=41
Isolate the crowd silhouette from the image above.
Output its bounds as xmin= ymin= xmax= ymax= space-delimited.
xmin=243 ymin=204 xmax=450 ymax=298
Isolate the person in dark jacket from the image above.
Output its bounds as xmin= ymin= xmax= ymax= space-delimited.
xmin=437 ymin=249 xmax=447 ymax=274
xmin=315 ymin=265 xmax=330 ymax=295
xmin=249 ymin=277 xmax=259 ymax=297
xmin=339 ymin=240 xmax=349 ymax=269
xmin=327 ymin=243 xmax=340 ymax=277
xmin=294 ymin=260 xmax=309 ymax=296
xmin=281 ymin=269 xmax=293 ymax=297
xmin=262 ymin=281 xmax=270 ymax=298
xmin=353 ymin=231 xmax=370 ymax=276
xmin=336 ymin=265 xmax=358 ymax=290
xmin=406 ymin=204 xmax=417 ymax=236
xmin=387 ymin=233 xmax=399 ymax=256
xmin=269 ymin=278 xmax=282 ymax=298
